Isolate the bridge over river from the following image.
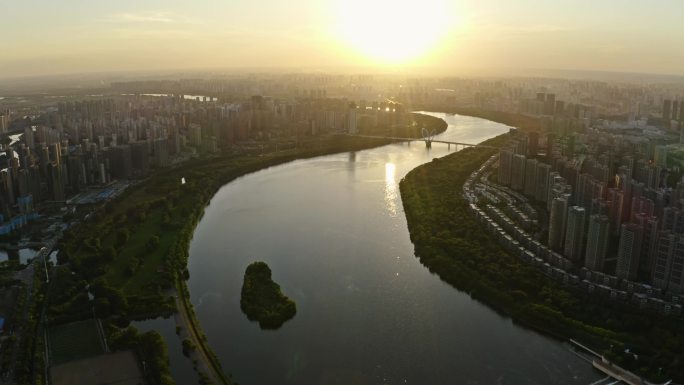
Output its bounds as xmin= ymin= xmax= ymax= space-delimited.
xmin=570 ymin=339 xmax=672 ymax=385
xmin=344 ymin=133 xmax=504 ymax=149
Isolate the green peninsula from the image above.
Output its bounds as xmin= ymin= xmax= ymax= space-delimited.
xmin=240 ymin=262 xmax=296 ymax=329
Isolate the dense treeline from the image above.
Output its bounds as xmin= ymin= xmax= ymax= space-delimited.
xmin=360 ymin=112 xmax=449 ymax=138
xmin=240 ymin=262 xmax=296 ymax=329
xmin=400 ymin=134 xmax=684 ymax=382
xmin=109 ymin=327 xmax=175 ymax=385
xmin=55 ymin=135 xmax=400 ymax=318
xmin=13 ymin=262 xmax=48 ymax=385
xmin=414 ymin=105 xmax=542 ymax=132
xmin=52 ymin=132 xmax=446 ymax=384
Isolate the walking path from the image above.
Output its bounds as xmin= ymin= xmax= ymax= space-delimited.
xmin=174 ymin=284 xmax=232 ymax=385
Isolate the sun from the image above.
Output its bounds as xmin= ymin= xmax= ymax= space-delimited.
xmin=331 ymin=0 xmax=453 ymax=65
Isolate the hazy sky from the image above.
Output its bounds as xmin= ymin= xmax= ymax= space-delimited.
xmin=1 ymin=0 xmax=683 ymax=77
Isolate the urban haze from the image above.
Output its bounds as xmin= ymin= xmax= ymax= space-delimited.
xmin=0 ymin=1 xmax=683 ymax=385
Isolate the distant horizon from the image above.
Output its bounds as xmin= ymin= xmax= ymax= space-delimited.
xmin=1 ymin=65 xmax=684 ymax=84
xmin=3 ymin=1 xmax=683 ymax=80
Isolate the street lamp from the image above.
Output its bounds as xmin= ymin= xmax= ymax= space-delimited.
xmin=41 ymin=248 xmax=49 ymax=284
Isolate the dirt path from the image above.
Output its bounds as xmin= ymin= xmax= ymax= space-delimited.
xmin=174 ymin=288 xmax=231 ymax=385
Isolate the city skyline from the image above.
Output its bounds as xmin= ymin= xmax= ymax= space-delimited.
xmin=1 ymin=68 xmax=684 ymax=384
xmin=2 ymin=0 xmax=684 ymax=78
xmin=2 ymin=2 xmax=684 ymax=383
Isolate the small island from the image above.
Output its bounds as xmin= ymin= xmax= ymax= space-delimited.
xmin=240 ymin=262 xmax=297 ymax=329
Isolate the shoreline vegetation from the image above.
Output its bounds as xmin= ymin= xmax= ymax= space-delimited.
xmin=415 ymin=105 xmax=543 ymax=132
xmin=399 ymin=113 xmax=684 ymax=382
xmin=52 ymin=112 xmax=446 ymax=384
xmin=240 ymin=262 xmax=296 ymax=329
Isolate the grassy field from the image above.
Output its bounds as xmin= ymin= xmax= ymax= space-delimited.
xmin=48 ymin=319 xmax=105 ymax=365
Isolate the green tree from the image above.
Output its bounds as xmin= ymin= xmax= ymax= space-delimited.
xmin=104 ymin=246 xmax=117 ymax=262
xmin=116 ymin=229 xmax=130 ymax=247
xmin=147 ymin=235 xmax=160 ymax=252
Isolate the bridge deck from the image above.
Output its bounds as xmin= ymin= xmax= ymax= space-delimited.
xmin=344 ymin=134 xmax=502 ymax=149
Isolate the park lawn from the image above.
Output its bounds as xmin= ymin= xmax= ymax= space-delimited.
xmin=97 ymin=155 xmax=289 ymax=295
xmin=76 ymin=168 xmax=191 ymax=295
xmin=103 ymin=192 xmax=195 ymax=295
xmin=104 ymin=213 xmax=167 ymax=294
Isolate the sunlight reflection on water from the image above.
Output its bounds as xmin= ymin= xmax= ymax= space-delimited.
xmin=384 ymin=163 xmax=398 ymax=217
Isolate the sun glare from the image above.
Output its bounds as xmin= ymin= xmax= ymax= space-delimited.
xmin=332 ymin=0 xmax=453 ymax=64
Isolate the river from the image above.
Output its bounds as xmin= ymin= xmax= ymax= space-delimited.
xmin=182 ymin=112 xmax=602 ymax=385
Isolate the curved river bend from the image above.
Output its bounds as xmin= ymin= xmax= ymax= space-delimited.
xmin=185 ymin=113 xmax=602 ymax=385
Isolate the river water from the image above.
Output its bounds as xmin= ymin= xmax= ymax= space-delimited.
xmin=184 ymin=113 xmax=602 ymax=385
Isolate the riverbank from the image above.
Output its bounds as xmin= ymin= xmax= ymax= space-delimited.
xmin=399 ymin=134 xmax=683 ymax=383
xmin=51 ymin=112 xmax=446 ymax=383
xmin=414 ymin=105 xmax=542 ymax=132
xmin=175 ymin=279 xmax=230 ymax=384
xmin=60 ymin=136 xmax=394 ymax=385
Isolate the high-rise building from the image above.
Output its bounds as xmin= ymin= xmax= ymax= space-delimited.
xmin=524 ymin=158 xmax=537 ymax=197
xmin=16 ymin=169 xmax=29 ymax=198
xmin=152 ymin=138 xmax=169 ymax=167
xmin=527 ymin=132 xmax=539 ymax=157
xmin=535 ymin=162 xmax=551 ymax=202
xmin=673 ymin=100 xmax=680 ymax=121
xmin=576 ymin=173 xmax=595 ymax=209
xmin=548 ymin=195 xmax=569 ymax=251
xmin=663 ymin=99 xmax=672 ymax=125
xmin=653 ymin=231 xmax=684 ymax=294
xmin=564 ymin=206 xmax=587 ymax=262
xmin=498 ymin=149 xmax=513 ymax=186
xmin=653 ymin=231 xmax=674 ymax=291
xmin=47 ymin=162 xmax=65 ymax=201
xmin=188 ymin=124 xmax=202 ymax=146
xmin=630 ymin=195 xmax=654 ymax=222
xmin=662 ymin=206 xmax=684 ymax=234
xmin=616 ymin=223 xmax=643 ymax=280
xmin=250 ymin=95 xmax=265 ymax=134
xmin=24 ymin=127 xmax=35 ymax=149
xmin=545 ymin=94 xmax=556 ymax=115
xmin=555 ymin=100 xmax=565 ymax=116
xmin=584 ymin=214 xmax=610 ymax=271
xmin=654 ymin=145 xmax=668 ymax=167
xmin=547 ymin=173 xmax=572 ymax=210
xmin=510 ymin=154 xmax=526 ymax=191
xmin=0 ymin=169 xmax=15 ymax=206
xmin=67 ymin=154 xmax=83 ymax=194
xmin=635 ymin=213 xmax=659 ymax=277
xmin=348 ymin=103 xmax=358 ymax=134
xmin=0 ymin=114 xmax=9 ymax=134
xmin=608 ymin=188 xmax=625 ymax=236
xmin=513 ymin=137 xmax=528 ymax=156
xmin=130 ymin=141 xmax=149 ymax=174
xmin=109 ymin=145 xmax=132 ymax=179
xmin=590 ymin=198 xmax=610 ymax=217
xmin=546 ymin=133 xmax=555 ymax=157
